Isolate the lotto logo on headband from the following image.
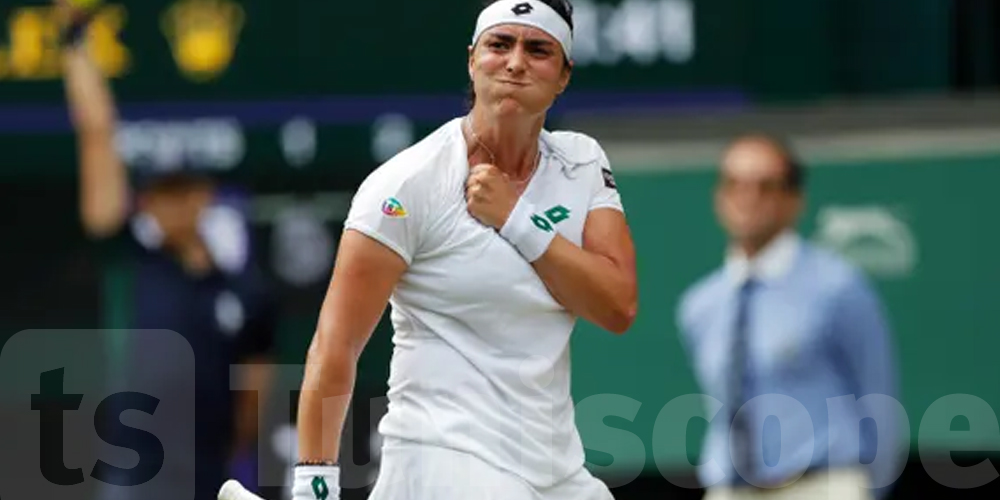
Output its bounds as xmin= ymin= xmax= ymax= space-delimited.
xmin=512 ymin=2 xmax=533 ymax=15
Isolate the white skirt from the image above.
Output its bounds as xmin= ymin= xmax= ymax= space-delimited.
xmin=369 ymin=437 xmax=614 ymax=500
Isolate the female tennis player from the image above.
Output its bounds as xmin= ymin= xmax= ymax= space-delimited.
xmin=292 ymin=1 xmax=637 ymax=498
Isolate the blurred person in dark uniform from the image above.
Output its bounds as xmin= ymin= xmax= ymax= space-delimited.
xmin=58 ymin=2 xmax=277 ymax=499
xmin=676 ymin=135 xmax=905 ymax=499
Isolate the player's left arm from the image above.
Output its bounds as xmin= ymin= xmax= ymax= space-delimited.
xmin=531 ymin=208 xmax=637 ymax=334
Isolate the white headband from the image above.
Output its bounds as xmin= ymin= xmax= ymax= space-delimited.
xmin=472 ymin=0 xmax=573 ymax=59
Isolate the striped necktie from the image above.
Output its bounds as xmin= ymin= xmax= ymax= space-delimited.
xmin=729 ymin=277 xmax=757 ymax=482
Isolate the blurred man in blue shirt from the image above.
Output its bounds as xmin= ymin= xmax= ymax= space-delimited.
xmin=676 ymin=135 xmax=906 ymax=499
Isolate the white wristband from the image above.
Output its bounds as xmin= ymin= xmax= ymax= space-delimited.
xmin=292 ymin=465 xmax=340 ymax=500
xmin=499 ymin=197 xmax=557 ymax=262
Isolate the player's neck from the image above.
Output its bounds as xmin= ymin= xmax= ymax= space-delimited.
xmin=466 ymin=110 xmax=544 ymax=181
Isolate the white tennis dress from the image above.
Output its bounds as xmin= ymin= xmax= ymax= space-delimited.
xmin=344 ymin=117 xmax=624 ymax=499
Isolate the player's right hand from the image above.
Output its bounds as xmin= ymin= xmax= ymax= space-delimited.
xmin=466 ymin=163 xmax=518 ymax=230
xmin=291 ymin=465 xmax=340 ymax=500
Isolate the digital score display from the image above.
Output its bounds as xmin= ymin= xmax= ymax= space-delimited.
xmin=0 ymin=0 xmax=745 ymax=177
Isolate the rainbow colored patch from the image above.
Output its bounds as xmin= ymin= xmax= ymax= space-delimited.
xmin=381 ymin=197 xmax=408 ymax=218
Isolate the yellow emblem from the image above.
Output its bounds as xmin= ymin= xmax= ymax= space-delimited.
xmin=161 ymin=0 xmax=244 ymax=82
xmin=66 ymin=0 xmax=104 ymax=9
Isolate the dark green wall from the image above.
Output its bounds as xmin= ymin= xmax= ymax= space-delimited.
xmin=572 ymin=154 xmax=1000 ymax=473
xmin=746 ymin=0 xmax=952 ymax=101
xmin=0 ymin=0 xmax=954 ymax=102
xmin=0 ymin=0 xmax=958 ymax=177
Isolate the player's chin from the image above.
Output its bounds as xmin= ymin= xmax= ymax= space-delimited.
xmin=492 ymin=94 xmax=552 ymax=117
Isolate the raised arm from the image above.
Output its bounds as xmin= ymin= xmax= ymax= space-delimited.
xmin=59 ymin=6 xmax=129 ymax=238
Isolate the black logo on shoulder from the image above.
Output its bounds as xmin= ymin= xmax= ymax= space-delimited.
xmin=602 ymin=167 xmax=617 ymax=190
xmin=512 ymin=2 xmax=533 ymax=15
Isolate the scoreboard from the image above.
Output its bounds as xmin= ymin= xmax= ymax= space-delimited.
xmin=0 ymin=0 xmax=951 ymax=178
xmin=0 ymin=0 xmax=737 ymax=99
xmin=0 ymin=0 xmax=749 ymax=179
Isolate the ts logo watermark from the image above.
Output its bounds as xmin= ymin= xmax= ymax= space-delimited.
xmin=1 ymin=329 xmax=195 ymax=499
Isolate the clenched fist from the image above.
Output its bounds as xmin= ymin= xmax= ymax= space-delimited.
xmin=466 ymin=164 xmax=518 ymax=230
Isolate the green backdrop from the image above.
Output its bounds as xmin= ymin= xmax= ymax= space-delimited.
xmin=570 ymin=153 xmax=1000 ymax=474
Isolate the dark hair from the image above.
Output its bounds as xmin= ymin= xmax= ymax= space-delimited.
xmin=541 ymin=0 xmax=575 ymax=30
xmin=465 ymin=0 xmax=575 ymax=110
xmin=724 ymin=133 xmax=806 ymax=192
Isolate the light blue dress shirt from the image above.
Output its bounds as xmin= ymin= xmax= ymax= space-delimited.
xmin=677 ymin=231 xmax=904 ymax=496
